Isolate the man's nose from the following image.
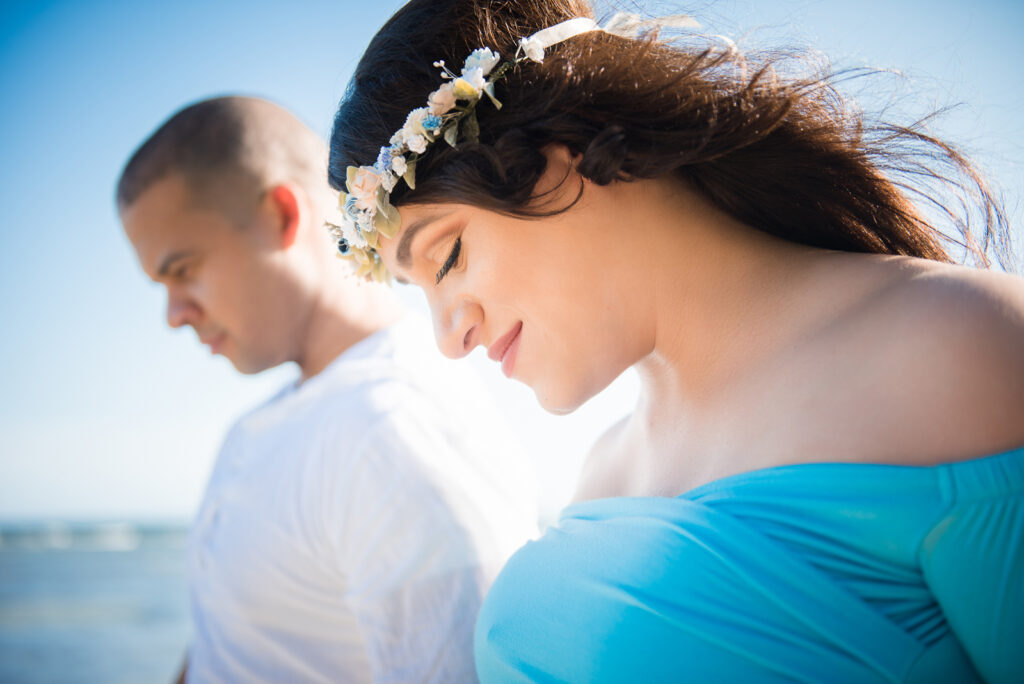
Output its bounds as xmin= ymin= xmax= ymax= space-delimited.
xmin=165 ymin=290 xmax=199 ymax=329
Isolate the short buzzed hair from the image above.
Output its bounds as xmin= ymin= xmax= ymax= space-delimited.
xmin=117 ymin=96 xmax=328 ymax=222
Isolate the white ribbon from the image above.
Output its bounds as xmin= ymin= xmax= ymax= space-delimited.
xmin=516 ymin=12 xmax=700 ymax=63
xmin=517 ymin=17 xmax=598 ymax=63
xmin=603 ymin=12 xmax=700 ymax=39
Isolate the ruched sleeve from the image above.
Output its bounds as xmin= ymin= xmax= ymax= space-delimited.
xmin=919 ymin=458 xmax=1024 ymax=684
xmin=476 ymin=447 xmax=1024 ymax=684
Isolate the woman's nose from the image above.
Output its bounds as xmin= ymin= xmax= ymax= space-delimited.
xmin=429 ymin=295 xmax=483 ymax=360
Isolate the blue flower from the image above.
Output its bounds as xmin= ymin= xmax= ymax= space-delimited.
xmin=375 ymin=147 xmax=393 ymax=172
xmin=422 ymin=114 xmax=443 ymax=132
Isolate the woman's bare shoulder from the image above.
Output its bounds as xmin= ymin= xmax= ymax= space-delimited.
xmin=571 ymin=415 xmax=632 ymax=503
xmin=881 ymin=261 xmax=1024 ymax=363
xmin=844 ymin=259 xmax=1024 ymax=459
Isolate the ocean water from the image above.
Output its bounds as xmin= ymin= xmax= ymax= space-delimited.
xmin=0 ymin=523 xmax=190 ymax=684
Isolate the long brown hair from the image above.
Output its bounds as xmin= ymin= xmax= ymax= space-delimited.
xmin=329 ymin=0 xmax=1013 ymax=269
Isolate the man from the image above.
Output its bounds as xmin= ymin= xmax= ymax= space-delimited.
xmin=117 ymin=96 xmax=538 ymax=683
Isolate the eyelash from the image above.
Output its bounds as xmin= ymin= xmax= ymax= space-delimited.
xmin=435 ymin=236 xmax=462 ymax=284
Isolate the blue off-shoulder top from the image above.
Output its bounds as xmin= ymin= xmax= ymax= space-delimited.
xmin=475 ymin=447 xmax=1023 ymax=683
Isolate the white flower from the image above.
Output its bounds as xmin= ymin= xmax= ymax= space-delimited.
xmin=428 ymin=82 xmax=457 ymax=115
xmin=463 ymin=67 xmax=487 ymax=90
xmin=354 ymin=209 xmax=375 ymax=234
xmin=341 ymin=218 xmax=368 ymax=250
xmin=391 ymin=154 xmax=407 ymax=176
xmin=453 ymin=67 xmax=487 ymax=100
xmin=406 ymin=134 xmax=428 ymax=154
xmin=402 ymin=107 xmax=431 ymax=138
xmin=347 ymin=166 xmax=381 ymax=212
xmin=380 ymin=171 xmax=397 ymax=192
xmin=517 ymin=36 xmax=546 ymax=63
xmin=463 ymin=47 xmax=500 ymax=76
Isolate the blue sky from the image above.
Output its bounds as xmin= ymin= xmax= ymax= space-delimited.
xmin=1 ymin=0 xmax=1021 ymax=522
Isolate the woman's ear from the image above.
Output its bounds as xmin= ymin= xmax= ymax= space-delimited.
xmin=540 ymin=143 xmax=578 ymax=172
xmin=531 ymin=144 xmax=588 ymax=210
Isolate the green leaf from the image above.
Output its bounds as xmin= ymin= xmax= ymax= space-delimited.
xmin=375 ymin=184 xmax=390 ymax=214
xmin=444 ymin=122 xmax=459 ymax=147
xmin=364 ymin=228 xmax=380 ymax=249
xmin=372 ymin=259 xmax=392 ymax=285
xmin=374 ymin=201 xmax=402 ymax=239
xmin=462 ymin=110 xmax=480 ymax=143
xmin=403 ymin=158 xmax=417 ymax=189
xmin=483 ymin=82 xmax=502 ymax=109
xmin=345 ymin=166 xmax=359 ymax=192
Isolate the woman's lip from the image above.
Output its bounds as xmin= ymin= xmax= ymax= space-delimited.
xmin=487 ymin=321 xmax=523 ymax=362
xmin=500 ymin=327 xmax=521 ymax=378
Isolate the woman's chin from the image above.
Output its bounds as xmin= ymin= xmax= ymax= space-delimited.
xmin=531 ymin=366 xmax=627 ymax=416
xmin=532 ymin=384 xmax=587 ymax=416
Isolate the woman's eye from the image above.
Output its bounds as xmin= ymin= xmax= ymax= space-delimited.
xmin=435 ymin=236 xmax=462 ymax=284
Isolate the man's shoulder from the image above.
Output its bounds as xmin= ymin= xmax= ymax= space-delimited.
xmin=348 ymin=317 xmax=500 ymax=422
xmin=231 ymin=346 xmax=458 ymax=450
xmin=219 ymin=316 xmax=524 ymax=478
xmin=210 ymin=362 xmax=413 ymax=472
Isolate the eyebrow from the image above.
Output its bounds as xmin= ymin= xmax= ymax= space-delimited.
xmin=396 ymin=210 xmax=453 ymax=268
xmin=156 ymin=250 xmax=195 ymax=278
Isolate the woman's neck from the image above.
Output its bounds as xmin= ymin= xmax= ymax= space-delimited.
xmin=624 ymin=179 xmax=855 ymax=465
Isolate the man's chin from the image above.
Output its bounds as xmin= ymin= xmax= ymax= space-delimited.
xmin=229 ymin=360 xmax=266 ymax=375
xmin=225 ymin=353 xmax=280 ymax=376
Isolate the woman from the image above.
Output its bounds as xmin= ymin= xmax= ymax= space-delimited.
xmin=327 ymin=1 xmax=1023 ymax=681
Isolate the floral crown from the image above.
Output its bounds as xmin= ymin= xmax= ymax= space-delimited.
xmin=326 ymin=13 xmax=698 ymax=282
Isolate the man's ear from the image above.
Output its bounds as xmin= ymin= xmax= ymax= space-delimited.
xmin=266 ymin=184 xmax=302 ymax=249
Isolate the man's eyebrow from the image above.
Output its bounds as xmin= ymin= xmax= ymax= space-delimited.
xmin=156 ymin=250 xmax=195 ymax=278
xmin=396 ymin=210 xmax=453 ymax=268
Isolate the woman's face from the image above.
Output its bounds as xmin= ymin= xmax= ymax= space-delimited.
xmin=377 ymin=153 xmax=649 ymax=414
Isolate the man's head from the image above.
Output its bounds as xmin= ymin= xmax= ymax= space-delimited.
xmin=118 ymin=96 xmax=337 ymax=374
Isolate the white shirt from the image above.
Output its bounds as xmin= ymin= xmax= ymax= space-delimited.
xmin=185 ymin=316 xmax=538 ymax=684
